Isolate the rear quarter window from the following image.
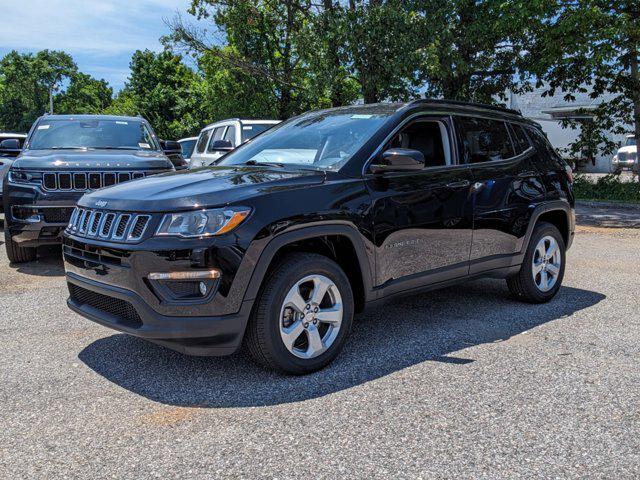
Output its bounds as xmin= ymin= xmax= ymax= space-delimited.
xmin=509 ymin=123 xmax=532 ymax=155
xmin=456 ymin=117 xmax=515 ymax=163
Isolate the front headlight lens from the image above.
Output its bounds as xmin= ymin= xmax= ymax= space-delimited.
xmin=156 ymin=207 xmax=251 ymax=238
xmin=8 ymin=170 xmax=42 ymax=184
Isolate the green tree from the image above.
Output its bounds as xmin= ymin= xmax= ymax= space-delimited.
xmin=0 ymin=50 xmax=77 ymax=132
xmin=416 ymin=0 xmax=549 ymax=103
xmin=170 ymin=0 xmax=323 ymax=119
xmin=120 ymin=49 xmax=207 ymax=139
xmin=55 ymin=72 xmax=113 ymax=114
xmin=529 ymin=0 xmax=640 ymax=171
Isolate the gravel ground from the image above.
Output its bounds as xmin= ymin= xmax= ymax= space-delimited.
xmin=1 ymin=209 xmax=639 ymax=479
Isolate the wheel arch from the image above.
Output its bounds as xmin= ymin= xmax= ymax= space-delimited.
xmin=522 ymin=201 xmax=574 ymax=253
xmin=242 ymin=224 xmax=375 ymax=313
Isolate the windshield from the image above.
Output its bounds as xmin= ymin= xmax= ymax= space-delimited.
xmin=625 ymin=137 xmax=636 ymax=147
xmin=27 ymin=118 xmax=159 ymax=151
xmin=180 ymin=139 xmax=197 ymax=158
xmin=241 ymin=123 xmax=277 ymax=142
xmin=219 ymin=109 xmax=393 ymax=171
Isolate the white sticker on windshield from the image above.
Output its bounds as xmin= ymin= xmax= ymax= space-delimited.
xmin=37 ymin=125 xmax=50 ymax=130
xmin=242 ymin=126 xmax=253 ymax=130
xmin=138 ymin=143 xmax=151 ymax=148
xmin=351 ymin=114 xmax=373 ymax=119
xmin=116 ymin=121 xmax=128 ymax=125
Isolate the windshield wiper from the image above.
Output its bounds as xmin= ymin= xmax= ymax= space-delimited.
xmin=89 ymin=146 xmax=140 ymax=150
xmin=242 ymin=160 xmax=285 ymax=168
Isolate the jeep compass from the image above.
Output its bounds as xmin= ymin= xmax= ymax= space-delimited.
xmin=63 ymin=101 xmax=575 ymax=374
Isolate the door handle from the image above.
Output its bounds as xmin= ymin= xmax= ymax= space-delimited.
xmin=446 ymin=180 xmax=471 ymax=189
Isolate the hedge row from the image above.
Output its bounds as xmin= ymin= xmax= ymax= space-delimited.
xmin=573 ymin=174 xmax=640 ymax=203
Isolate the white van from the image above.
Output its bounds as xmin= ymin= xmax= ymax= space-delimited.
xmin=189 ymin=118 xmax=280 ymax=169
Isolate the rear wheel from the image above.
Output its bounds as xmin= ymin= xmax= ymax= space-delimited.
xmin=245 ymin=253 xmax=354 ymax=375
xmin=507 ymin=222 xmax=565 ymax=303
xmin=4 ymin=228 xmax=36 ymax=263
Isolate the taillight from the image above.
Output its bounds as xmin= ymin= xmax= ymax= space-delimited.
xmin=564 ymin=164 xmax=573 ymax=183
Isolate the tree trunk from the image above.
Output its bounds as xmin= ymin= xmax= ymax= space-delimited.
xmin=323 ymin=0 xmax=344 ymax=107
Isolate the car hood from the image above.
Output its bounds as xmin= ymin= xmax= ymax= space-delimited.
xmin=79 ymin=166 xmax=327 ymax=212
xmin=12 ymin=149 xmax=173 ymax=170
xmin=616 ymin=145 xmax=637 ymax=155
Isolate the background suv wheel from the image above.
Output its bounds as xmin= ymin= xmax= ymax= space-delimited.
xmin=245 ymin=252 xmax=354 ymax=375
xmin=507 ymin=221 xmax=566 ymax=303
xmin=4 ymin=228 xmax=36 ymax=263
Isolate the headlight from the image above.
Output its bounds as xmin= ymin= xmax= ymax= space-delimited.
xmin=8 ymin=170 xmax=42 ymax=184
xmin=156 ymin=207 xmax=251 ymax=238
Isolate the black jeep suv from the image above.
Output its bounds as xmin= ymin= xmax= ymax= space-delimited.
xmin=63 ymin=101 xmax=575 ymax=374
xmin=3 ymin=115 xmax=176 ymax=263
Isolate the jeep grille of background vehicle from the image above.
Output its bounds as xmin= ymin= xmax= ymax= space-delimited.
xmin=67 ymin=207 xmax=151 ymax=242
xmin=41 ymin=171 xmax=147 ymax=191
xmin=68 ymin=283 xmax=142 ymax=329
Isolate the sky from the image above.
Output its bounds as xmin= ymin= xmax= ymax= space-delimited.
xmin=0 ymin=0 xmax=200 ymax=91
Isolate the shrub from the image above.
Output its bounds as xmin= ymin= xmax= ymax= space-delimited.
xmin=573 ymin=174 xmax=640 ymax=203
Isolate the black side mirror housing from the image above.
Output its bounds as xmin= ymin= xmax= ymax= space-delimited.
xmin=370 ymin=148 xmax=425 ymax=174
xmin=160 ymin=139 xmax=181 ymax=154
xmin=0 ymin=138 xmax=22 ymax=157
xmin=209 ymin=139 xmax=234 ymax=152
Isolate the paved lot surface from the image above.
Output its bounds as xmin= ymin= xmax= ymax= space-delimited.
xmin=1 ymin=208 xmax=639 ymax=479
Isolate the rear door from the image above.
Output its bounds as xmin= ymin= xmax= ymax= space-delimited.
xmin=366 ymin=115 xmax=474 ymax=292
xmin=454 ymin=116 xmax=546 ymax=274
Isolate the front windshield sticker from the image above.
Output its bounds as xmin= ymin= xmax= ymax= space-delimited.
xmin=138 ymin=143 xmax=151 ymax=149
xmin=242 ymin=126 xmax=253 ymax=130
xmin=116 ymin=121 xmax=128 ymax=125
xmin=350 ymin=114 xmax=373 ymax=119
xmin=37 ymin=125 xmax=50 ymax=130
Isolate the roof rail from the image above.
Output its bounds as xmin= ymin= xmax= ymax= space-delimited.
xmin=408 ymin=98 xmax=522 ymax=116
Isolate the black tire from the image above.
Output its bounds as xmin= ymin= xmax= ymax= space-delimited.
xmin=507 ymin=221 xmax=566 ymax=303
xmin=4 ymin=228 xmax=36 ymax=263
xmin=245 ymin=252 xmax=354 ymax=375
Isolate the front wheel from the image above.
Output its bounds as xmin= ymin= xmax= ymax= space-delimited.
xmin=245 ymin=253 xmax=354 ymax=375
xmin=507 ymin=222 xmax=566 ymax=303
xmin=4 ymin=228 xmax=37 ymax=263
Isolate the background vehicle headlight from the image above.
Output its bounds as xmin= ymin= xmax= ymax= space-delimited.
xmin=156 ymin=207 xmax=251 ymax=238
xmin=8 ymin=170 xmax=41 ymax=184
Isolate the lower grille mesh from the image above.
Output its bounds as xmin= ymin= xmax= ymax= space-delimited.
xmin=68 ymin=283 xmax=142 ymax=328
xmin=43 ymin=208 xmax=75 ymax=224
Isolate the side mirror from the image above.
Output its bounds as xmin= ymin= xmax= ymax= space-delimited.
xmin=0 ymin=138 xmax=22 ymax=156
xmin=370 ymin=148 xmax=425 ymax=174
xmin=209 ymin=139 xmax=234 ymax=152
xmin=160 ymin=139 xmax=181 ymax=153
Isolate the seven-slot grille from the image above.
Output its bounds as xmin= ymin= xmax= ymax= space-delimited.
xmin=42 ymin=171 xmax=147 ymax=191
xmin=67 ymin=207 xmax=151 ymax=242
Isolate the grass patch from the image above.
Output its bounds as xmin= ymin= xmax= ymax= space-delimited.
xmin=573 ymin=174 xmax=640 ymax=203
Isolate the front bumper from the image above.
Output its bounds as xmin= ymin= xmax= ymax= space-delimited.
xmin=67 ymin=272 xmax=252 ymax=356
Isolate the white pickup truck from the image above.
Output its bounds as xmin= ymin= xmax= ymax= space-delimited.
xmin=612 ymin=135 xmax=637 ymax=173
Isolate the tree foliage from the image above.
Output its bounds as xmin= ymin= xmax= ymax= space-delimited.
xmin=0 ymin=50 xmax=77 ymax=131
xmin=529 ymin=0 xmax=640 ymax=168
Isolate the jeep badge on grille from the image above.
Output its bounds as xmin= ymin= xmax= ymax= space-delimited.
xmin=95 ymin=200 xmax=108 ymax=208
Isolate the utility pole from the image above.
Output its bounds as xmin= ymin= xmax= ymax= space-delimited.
xmin=49 ymin=86 xmax=54 ymax=114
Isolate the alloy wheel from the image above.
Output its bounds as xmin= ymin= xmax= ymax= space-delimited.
xmin=531 ymin=235 xmax=562 ymax=292
xmin=279 ymin=274 xmax=343 ymax=359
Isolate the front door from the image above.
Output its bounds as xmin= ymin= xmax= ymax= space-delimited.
xmin=366 ymin=116 xmax=474 ymax=293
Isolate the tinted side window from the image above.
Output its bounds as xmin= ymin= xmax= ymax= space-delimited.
xmin=224 ymin=125 xmax=236 ymax=146
xmin=207 ymin=127 xmax=226 ymax=152
xmin=195 ymin=129 xmax=212 ymax=153
xmin=457 ymin=117 xmax=515 ymax=163
xmin=525 ymin=126 xmax=562 ymax=168
xmin=510 ymin=124 xmax=532 ymax=155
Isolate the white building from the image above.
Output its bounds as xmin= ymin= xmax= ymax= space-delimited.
xmin=506 ymin=87 xmax=628 ymax=173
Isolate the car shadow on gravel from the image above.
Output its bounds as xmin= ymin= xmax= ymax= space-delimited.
xmin=78 ymin=280 xmax=605 ymax=408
